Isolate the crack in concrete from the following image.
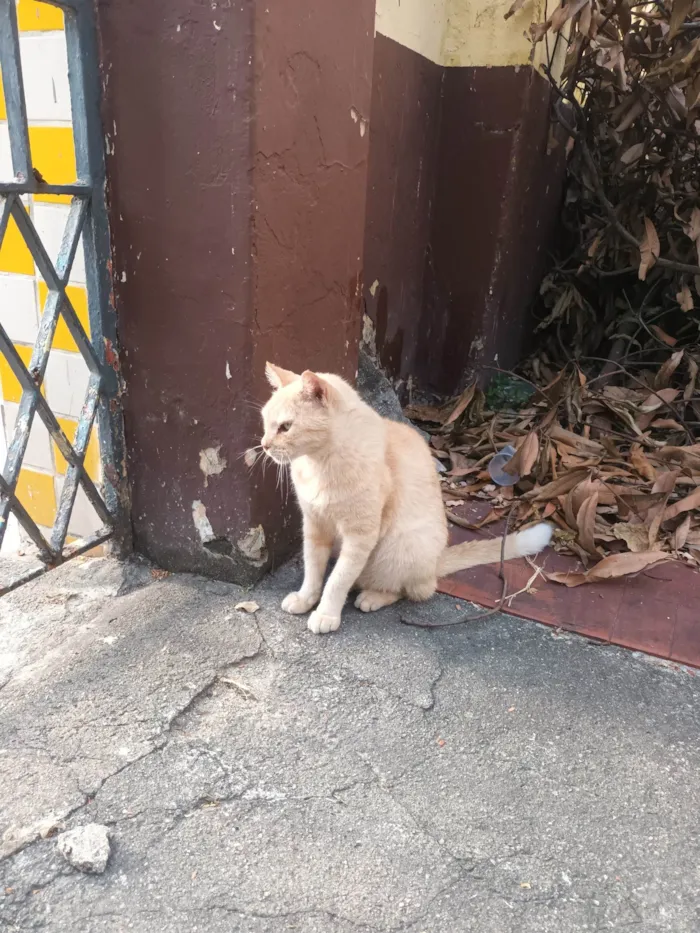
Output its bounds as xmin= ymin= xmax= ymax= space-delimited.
xmin=0 ymin=638 xmax=264 ymax=868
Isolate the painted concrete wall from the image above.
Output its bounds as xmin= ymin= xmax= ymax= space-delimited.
xmin=365 ymin=0 xmax=567 ymax=393
xmin=97 ymin=0 xmax=376 ymax=583
xmin=0 ymin=0 xmax=101 ymax=552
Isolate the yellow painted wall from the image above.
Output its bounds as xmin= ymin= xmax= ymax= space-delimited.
xmin=375 ymin=0 xmax=564 ymax=73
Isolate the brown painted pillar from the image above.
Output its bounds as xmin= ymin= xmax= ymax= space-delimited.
xmin=95 ymin=0 xmax=375 ymax=582
xmin=364 ymin=1 xmax=565 ymax=396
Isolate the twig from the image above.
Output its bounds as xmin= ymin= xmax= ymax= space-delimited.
xmin=583 ymin=356 xmax=696 ymax=443
xmin=445 ymin=510 xmax=481 ymax=531
xmin=505 ymin=563 xmax=545 ymax=607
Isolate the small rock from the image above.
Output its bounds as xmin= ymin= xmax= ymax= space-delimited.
xmin=234 ymin=600 xmax=260 ymax=614
xmin=57 ymin=824 xmax=111 ymax=874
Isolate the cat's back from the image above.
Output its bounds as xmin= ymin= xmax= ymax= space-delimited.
xmin=380 ymin=419 xmax=445 ymax=547
xmin=385 ymin=420 xmax=442 ymax=498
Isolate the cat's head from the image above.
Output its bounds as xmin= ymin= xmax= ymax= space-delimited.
xmin=260 ymin=362 xmax=337 ymax=462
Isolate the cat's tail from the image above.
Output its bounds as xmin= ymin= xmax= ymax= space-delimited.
xmin=437 ymin=523 xmax=552 ymax=577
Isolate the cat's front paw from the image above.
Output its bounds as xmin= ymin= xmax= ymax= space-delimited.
xmin=307 ymin=610 xmax=341 ymax=635
xmin=281 ymin=591 xmax=317 ymax=615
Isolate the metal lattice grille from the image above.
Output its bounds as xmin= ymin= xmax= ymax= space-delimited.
xmin=0 ymin=0 xmax=128 ymax=591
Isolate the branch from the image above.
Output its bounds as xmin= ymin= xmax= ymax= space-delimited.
xmin=545 ymin=75 xmax=700 ymax=278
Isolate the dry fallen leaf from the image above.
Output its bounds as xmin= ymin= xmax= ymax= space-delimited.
xmin=234 ymin=601 xmax=260 ymax=614
xmin=652 ymin=470 xmax=679 ymax=495
xmin=685 ymin=206 xmax=700 ymax=244
xmin=444 ymin=383 xmax=476 ymax=426
xmin=664 ymin=487 xmax=700 ymax=521
xmin=550 ymin=0 xmax=589 ymax=32
xmin=677 ymin=285 xmax=694 ymax=312
xmin=612 ymin=522 xmax=652 ymax=553
xmin=529 ymin=469 xmax=590 ymax=501
xmin=669 ymin=0 xmax=694 ymax=39
xmin=620 ymin=142 xmax=645 ymax=165
xmin=638 ymin=217 xmax=660 ymax=281
xmin=576 ymin=491 xmax=600 ymax=556
xmin=672 ymin=514 xmax=692 ymax=551
xmin=651 ymin=419 xmax=685 ymax=431
xmin=547 ymin=551 xmax=669 ymax=587
xmin=505 ymin=431 xmax=540 ymax=478
xmin=650 ymin=325 xmax=677 ymax=347
xmin=655 ymin=350 xmax=684 ymax=390
xmin=403 ymin=403 xmax=446 ymax=424
xmin=503 ymin=0 xmax=528 ymax=19
xmin=629 ymin=444 xmax=657 ymax=482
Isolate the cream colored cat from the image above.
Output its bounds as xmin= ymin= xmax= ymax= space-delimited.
xmin=261 ymin=362 xmax=552 ymax=635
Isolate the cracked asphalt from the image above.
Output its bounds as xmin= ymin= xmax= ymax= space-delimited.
xmin=1 ymin=555 xmax=700 ymax=932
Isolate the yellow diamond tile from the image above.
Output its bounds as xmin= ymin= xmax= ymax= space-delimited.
xmin=54 ymin=416 xmax=100 ymax=481
xmin=29 ymin=126 xmax=76 ymax=204
xmin=16 ymin=467 xmax=56 ymax=529
xmin=0 ymin=72 xmax=6 ymax=121
xmin=0 ymin=343 xmax=32 ymax=403
xmin=17 ymin=0 xmax=64 ymax=32
xmin=0 ymin=213 xmax=34 ymax=275
xmin=38 ymin=281 xmax=90 ymax=352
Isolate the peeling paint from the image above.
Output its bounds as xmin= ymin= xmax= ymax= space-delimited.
xmin=350 ymin=107 xmax=368 ymax=136
xmin=104 ymin=338 xmax=120 ymax=371
xmin=225 ymin=362 xmax=232 ymax=380
xmin=369 ymin=279 xmax=380 ymax=297
xmin=192 ymin=500 xmax=215 ymax=543
xmin=237 ymin=525 xmax=267 ymax=565
xmin=199 ymin=446 xmax=227 ymax=486
xmin=361 ymin=313 xmax=377 ymax=357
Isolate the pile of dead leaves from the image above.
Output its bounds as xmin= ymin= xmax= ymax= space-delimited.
xmin=406 ymin=363 xmax=700 ymax=585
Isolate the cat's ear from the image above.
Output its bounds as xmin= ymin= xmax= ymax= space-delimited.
xmin=265 ymin=362 xmax=298 ymax=389
xmin=300 ymin=370 xmax=330 ymax=404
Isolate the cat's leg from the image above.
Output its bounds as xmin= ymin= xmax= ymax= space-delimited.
xmin=281 ymin=513 xmax=333 ymax=615
xmin=307 ymin=534 xmax=376 ymax=634
xmin=354 ymin=589 xmax=400 ymax=612
xmin=405 ymin=578 xmax=437 ymax=602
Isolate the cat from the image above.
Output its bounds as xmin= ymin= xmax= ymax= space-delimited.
xmin=260 ymin=362 xmax=552 ymax=634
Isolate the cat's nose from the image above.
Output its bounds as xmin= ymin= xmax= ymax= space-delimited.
xmin=261 ymin=438 xmax=271 ymax=451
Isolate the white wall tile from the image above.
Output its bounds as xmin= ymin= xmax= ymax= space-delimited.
xmin=45 ymin=348 xmax=89 ymax=418
xmin=0 ymin=273 xmax=38 ymax=344
xmin=54 ymin=475 xmax=101 ymax=538
xmin=2 ymin=401 xmax=54 ymax=472
xmin=20 ymin=33 xmax=72 ymax=124
xmin=0 ymin=122 xmax=12 ymax=182
xmin=0 ymin=414 xmax=21 ymax=554
xmin=32 ymin=202 xmax=86 ymax=284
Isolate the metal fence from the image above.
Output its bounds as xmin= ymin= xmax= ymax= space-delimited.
xmin=0 ymin=0 xmax=128 ymax=592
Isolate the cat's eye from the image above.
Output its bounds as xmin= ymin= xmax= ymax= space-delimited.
xmin=278 ymin=421 xmax=292 ymax=434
